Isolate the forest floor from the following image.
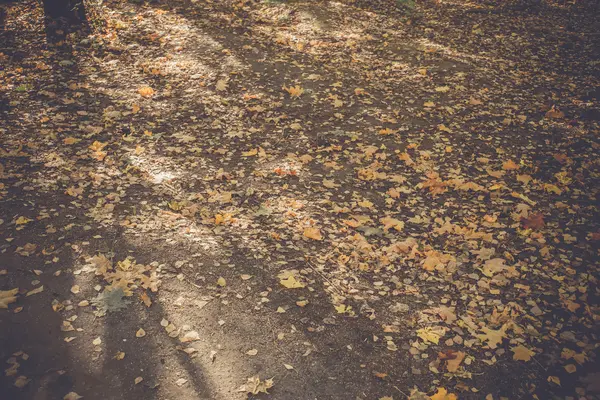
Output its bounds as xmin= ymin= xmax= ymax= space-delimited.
xmin=1 ymin=0 xmax=599 ymax=399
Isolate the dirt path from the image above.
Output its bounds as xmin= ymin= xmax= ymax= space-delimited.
xmin=1 ymin=0 xmax=599 ymax=399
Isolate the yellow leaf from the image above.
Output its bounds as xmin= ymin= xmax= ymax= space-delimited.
xmin=284 ymin=85 xmax=304 ymax=98
xmin=517 ymin=174 xmax=532 ymax=185
xmin=63 ymin=137 xmax=80 ymax=145
xmin=296 ymin=300 xmax=309 ymax=307
xmin=138 ymin=87 xmax=155 ymax=98
xmin=215 ymin=79 xmax=228 ymax=91
xmin=15 ymin=216 xmax=32 ymax=225
xmin=544 ymin=183 xmax=562 ymax=195
xmin=564 ymin=364 xmax=576 ymax=373
xmin=547 ymin=376 xmax=560 ymax=386
xmin=242 ymin=148 xmax=258 ymax=157
xmin=477 ymin=325 xmax=507 ymax=349
xmin=0 ymin=288 xmax=19 ymax=308
xmin=417 ymin=326 xmax=446 ymax=344
xmin=303 ymin=227 xmax=322 ymax=240
xmin=430 ymin=387 xmax=458 ymax=400
xmin=115 ymin=351 xmax=125 ymax=360
xmin=435 ymin=86 xmax=450 ymax=93
xmin=379 ymin=128 xmax=396 ymax=135
xmin=512 ymin=345 xmax=535 ymax=362
xmin=438 ymin=124 xmax=452 ymax=133
xmin=26 ymin=286 xmax=44 ymax=296
xmin=136 ymin=328 xmax=146 ymax=338
xmin=88 ymin=141 xmax=106 ymax=151
xmin=217 ymin=277 xmax=226 ymax=287
xmin=502 ymin=160 xmax=519 ymax=170
xmin=424 ymin=101 xmax=435 ymax=107
xmin=381 ymin=217 xmax=404 ymax=232
xmin=280 ymin=275 xmax=305 ymax=289
xmin=134 ymin=376 xmax=143 ymax=384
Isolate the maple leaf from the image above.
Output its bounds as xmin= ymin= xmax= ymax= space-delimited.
xmin=279 ymin=275 xmax=305 ymax=289
xmin=91 ymin=287 xmax=130 ymax=317
xmin=380 ymin=217 xmax=404 ymax=232
xmin=283 ymin=85 xmax=304 ymax=98
xmin=521 ymin=213 xmax=544 ymax=229
xmin=512 ymin=345 xmax=535 ymax=361
xmin=477 ymin=325 xmax=507 ymax=349
xmin=430 ymin=387 xmax=458 ymax=400
xmin=502 ymin=160 xmax=519 ymax=170
xmin=0 ymin=288 xmax=18 ymax=308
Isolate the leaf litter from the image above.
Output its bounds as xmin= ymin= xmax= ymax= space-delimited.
xmin=0 ymin=0 xmax=599 ymax=399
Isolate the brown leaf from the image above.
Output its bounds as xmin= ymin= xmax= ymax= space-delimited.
xmin=521 ymin=213 xmax=545 ymax=229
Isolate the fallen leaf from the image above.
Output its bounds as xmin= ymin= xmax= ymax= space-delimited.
xmin=280 ymin=275 xmax=305 ymax=289
xmin=217 ymin=277 xmax=226 ymax=287
xmin=548 ymin=376 xmax=561 ymax=386
xmin=63 ymin=392 xmax=82 ymax=400
xmin=138 ymin=87 xmax=154 ymax=98
xmin=180 ymin=331 xmax=201 ymax=342
xmin=303 ymin=227 xmax=322 ymax=240
xmin=14 ymin=375 xmax=30 ymax=388
xmin=26 ymin=286 xmax=44 ymax=296
xmin=239 ymin=376 xmax=274 ymax=395
xmin=136 ymin=328 xmax=146 ymax=338
xmin=246 ymin=349 xmax=258 ymax=356
xmin=430 ymin=387 xmax=458 ymax=400
xmin=512 ymin=345 xmax=535 ymax=361
xmin=0 ymin=288 xmax=19 ymax=308
xmin=134 ymin=376 xmax=143 ymax=384
xmin=564 ymin=364 xmax=576 ymax=373
xmin=502 ymin=160 xmax=519 ymax=170
xmin=521 ymin=213 xmax=544 ymax=229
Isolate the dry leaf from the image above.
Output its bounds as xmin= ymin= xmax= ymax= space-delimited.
xmin=430 ymin=387 xmax=458 ymax=400
xmin=217 ymin=277 xmax=226 ymax=287
xmin=180 ymin=331 xmax=201 ymax=342
xmin=136 ymin=328 xmax=146 ymax=338
xmin=26 ymin=286 xmax=44 ymax=296
xmin=138 ymin=87 xmax=154 ymax=98
xmin=239 ymin=376 xmax=274 ymax=395
xmin=512 ymin=345 xmax=534 ymax=362
xmin=0 ymin=288 xmax=19 ymax=308
xmin=246 ymin=349 xmax=258 ymax=356
xmin=303 ymin=227 xmax=322 ymax=240
xmin=63 ymin=392 xmax=82 ymax=400
xmin=445 ymin=351 xmax=466 ymax=372
xmin=502 ymin=160 xmax=519 ymax=170
xmin=284 ymin=85 xmax=304 ymax=98
xmin=280 ymin=275 xmax=305 ymax=289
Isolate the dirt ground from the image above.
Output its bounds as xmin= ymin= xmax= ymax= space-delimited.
xmin=1 ymin=0 xmax=599 ymax=399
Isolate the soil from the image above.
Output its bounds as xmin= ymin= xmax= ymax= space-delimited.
xmin=1 ymin=0 xmax=599 ymax=399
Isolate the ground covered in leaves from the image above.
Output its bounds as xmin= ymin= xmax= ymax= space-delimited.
xmin=1 ymin=0 xmax=599 ymax=399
